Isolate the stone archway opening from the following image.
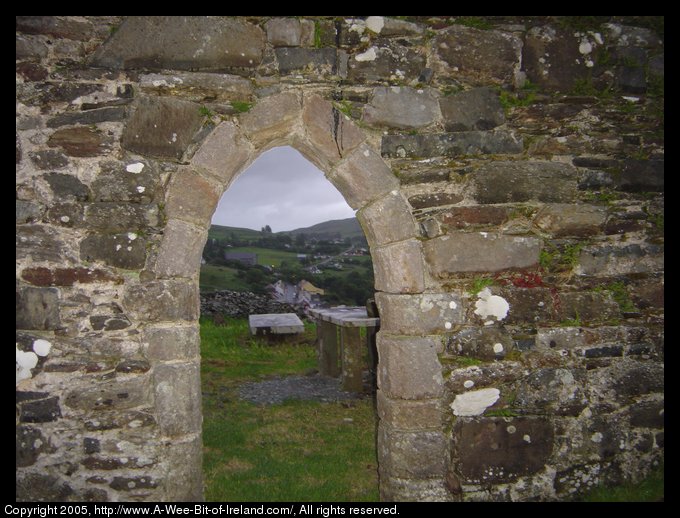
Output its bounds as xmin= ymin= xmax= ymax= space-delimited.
xmin=198 ymin=144 xmax=383 ymax=501
xmin=152 ymin=91 xmax=429 ymax=500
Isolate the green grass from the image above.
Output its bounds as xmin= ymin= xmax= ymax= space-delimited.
xmin=200 ymin=318 xmax=379 ymax=501
xmin=228 ymin=246 xmax=301 ymax=268
xmin=579 ymin=464 xmax=664 ymax=502
xmin=200 ymin=264 xmax=249 ymax=292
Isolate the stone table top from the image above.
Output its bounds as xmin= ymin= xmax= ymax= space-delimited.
xmin=248 ymin=313 xmax=305 ymax=335
xmin=308 ymin=306 xmax=380 ymax=328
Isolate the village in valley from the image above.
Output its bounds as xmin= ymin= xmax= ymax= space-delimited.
xmin=200 ymin=217 xmax=374 ymax=310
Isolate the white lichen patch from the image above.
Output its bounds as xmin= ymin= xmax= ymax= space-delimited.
xmin=445 ymin=322 xmax=452 ymax=330
xmin=451 ymin=388 xmax=500 ymax=416
xmin=507 ymin=425 xmax=516 ymax=434
xmin=464 ymin=380 xmax=475 ymax=389
xmin=493 ymin=343 xmax=504 ymax=354
xmin=16 ymin=346 xmax=39 ymax=384
xmin=126 ymin=162 xmax=144 ymax=174
xmin=474 ymin=288 xmax=510 ymax=322
xmin=127 ymin=232 xmax=138 ymax=241
xmin=523 ymin=434 xmax=531 ymax=443
xmin=136 ymin=186 xmax=146 ymax=193
xmin=355 ymin=47 xmax=378 ymax=62
xmin=33 ymin=339 xmax=52 ymax=357
xmin=365 ymin=16 xmax=384 ymax=34
xmin=590 ymin=432 xmax=603 ymax=443
xmin=449 ymin=301 xmax=457 ymax=309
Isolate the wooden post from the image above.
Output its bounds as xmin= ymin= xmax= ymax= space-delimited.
xmin=318 ymin=320 xmax=340 ymax=377
xmin=341 ymin=326 xmax=363 ymax=392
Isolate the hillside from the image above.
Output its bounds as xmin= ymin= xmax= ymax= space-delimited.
xmin=209 ymin=217 xmax=365 ymax=243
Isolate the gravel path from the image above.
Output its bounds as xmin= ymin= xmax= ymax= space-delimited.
xmin=239 ymin=374 xmax=364 ymax=405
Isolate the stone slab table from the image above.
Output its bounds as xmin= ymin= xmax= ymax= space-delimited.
xmin=308 ymin=306 xmax=380 ymax=392
xmin=248 ymin=313 xmax=305 ymax=336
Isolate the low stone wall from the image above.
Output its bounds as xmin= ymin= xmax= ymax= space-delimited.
xmin=200 ymin=290 xmax=300 ymax=319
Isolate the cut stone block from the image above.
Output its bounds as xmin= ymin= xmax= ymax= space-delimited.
xmin=248 ymin=313 xmax=304 ymax=335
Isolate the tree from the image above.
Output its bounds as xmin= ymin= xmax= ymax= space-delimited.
xmin=261 ymin=225 xmax=272 ymax=233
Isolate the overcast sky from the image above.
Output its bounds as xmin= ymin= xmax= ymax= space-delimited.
xmin=211 ymin=146 xmax=356 ymax=232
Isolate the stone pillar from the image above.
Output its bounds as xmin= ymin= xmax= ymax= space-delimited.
xmin=341 ymin=327 xmax=363 ymax=392
xmin=317 ymin=320 xmax=340 ymax=377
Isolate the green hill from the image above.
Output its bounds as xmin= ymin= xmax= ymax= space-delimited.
xmin=285 ymin=217 xmax=365 ymax=241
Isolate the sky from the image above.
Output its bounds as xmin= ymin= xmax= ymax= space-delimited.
xmin=211 ymin=146 xmax=356 ymax=232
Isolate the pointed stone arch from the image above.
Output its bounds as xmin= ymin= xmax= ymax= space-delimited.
xmin=148 ymin=91 xmax=445 ymax=500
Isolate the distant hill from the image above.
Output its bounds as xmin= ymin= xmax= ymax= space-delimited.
xmin=209 ymin=217 xmax=365 ymax=243
xmin=285 ymin=218 xmax=365 ymax=241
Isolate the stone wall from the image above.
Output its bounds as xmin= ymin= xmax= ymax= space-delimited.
xmin=16 ymin=16 xmax=663 ymax=502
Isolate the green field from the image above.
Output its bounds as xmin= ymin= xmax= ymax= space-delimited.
xmin=200 ymin=318 xmax=379 ymax=502
xmin=228 ymin=246 xmax=300 ymax=267
xmin=200 ymin=264 xmax=248 ymax=292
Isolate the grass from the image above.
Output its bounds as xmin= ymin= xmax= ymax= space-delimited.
xmin=469 ymin=277 xmax=494 ymax=296
xmin=200 ymin=264 xmax=249 ymax=292
xmin=200 ymin=318 xmax=379 ymax=501
xmin=228 ymin=246 xmax=301 ymax=268
xmin=579 ymin=463 xmax=664 ymax=502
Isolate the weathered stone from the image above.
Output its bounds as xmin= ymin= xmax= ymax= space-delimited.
xmin=496 ymin=286 xmax=553 ymax=325
xmin=424 ymin=233 xmax=540 ymax=275
xmin=21 ymin=267 xmax=119 ymax=287
xmin=239 ymin=91 xmax=302 ymax=148
xmin=329 ymin=144 xmax=398 ymax=210
xmin=409 ymin=193 xmax=463 ymax=210
xmin=276 ymin=48 xmax=337 ymax=75
xmin=439 ymin=206 xmax=509 ymax=230
xmin=536 ymin=327 xmax=585 ymax=351
xmin=191 ymin=122 xmax=253 ymax=184
xmin=447 ymin=361 xmax=525 ymax=393
xmin=372 ymin=240 xmax=425 ymax=294
xmin=123 ymin=280 xmax=199 ymax=322
xmin=377 ymin=334 xmax=444 ymax=399
xmin=20 ymin=397 xmax=62 ymax=423
xmin=515 ymin=368 xmax=588 ymax=416
xmin=43 ymin=173 xmax=90 ymax=201
xmin=83 ymin=437 xmax=101 ymax=454
xmin=381 ymin=17 xmax=424 ymax=37
xmin=380 ymin=476 xmax=453 ymax=502
xmin=160 ymin=434 xmax=204 ymax=501
xmin=16 ymin=426 xmax=51 ymax=467
xmin=629 ymin=399 xmax=664 ymax=428
xmin=91 ymin=160 xmax=160 ymax=203
xmin=435 ymin=25 xmax=522 ymax=85
xmin=439 ymin=87 xmax=505 ymax=132
xmin=357 ymin=192 xmax=419 ymax=247
xmin=16 ymin=62 xmax=49 ymax=81
xmin=615 ymin=160 xmax=664 ymax=192
xmin=164 ymin=170 xmax=222 ymax=226
xmin=140 ymin=72 xmax=253 ymax=103
xmin=84 ymin=410 xmax=156 ymax=431
xmin=90 ymin=315 xmax=131 ymax=331
xmin=348 ymin=42 xmax=426 ymax=83
xmin=154 ymin=220 xmax=208 ymax=278
xmin=16 ymin=201 xmax=42 ymax=224
xmin=610 ymin=362 xmax=664 ymax=398
xmin=16 ymin=34 xmax=48 ymax=59
xmin=48 ymin=127 xmax=113 ymax=157
xmin=116 ymin=359 xmax=151 ymax=373
xmin=363 ymin=87 xmax=440 ymax=129
xmin=29 ymin=150 xmax=69 ymax=170
xmin=153 ymin=362 xmax=202 ymax=437
xmin=576 ymin=244 xmax=664 ymax=276
xmin=445 ymin=327 xmax=514 ymax=360
xmin=381 ymin=130 xmax=523 ymax=158
xmin=83 ymin=203 xmax=160 ymax=232
xmin=64 ymin=376 xmax=151 ymax=411
xmin=377 ymin=392 xmax=442 ymax=430
xmin=16 ymin=473 xmax=73 ymax=502
xmin=80 ymin=233 xmax=147 ymax=270
xmin=47 ymin=106 xmax=127 ymax=128
xmin=472 ymin=161 xmax=579 ymax=204
xmin=375 ymin=293 xmax=464 ymax=336
xmin=16 ymin=16 xmax=93 ymax=41
xmin=265 ymin=17 xmax=302 ymax=46
xmin=604 ymin=23 xmax=663 ymax=49
xmin=16 ymin=132 xmax=22 ymax=164
xmin=534 ymin=204 xmax=607 ymax=237
xmin=583 ymin=345 xmax=624 ymax=358
xmin=121 ymin=96 xmax=203 ymax=160
xmin=379 ymin=425 xmax=447 ymax=478
xmin=301 ymin=95 xmax=366 ymax=170
xmin=90 ymin=16 xmax=264 ymax=70
xmin=16 ymin=225 xmax=78 ymax=263
xmin=45 ymin=203 xmax=85 ymax=228
xmin=453 ymin=417 xmax=554 ymax=483
xmin=143 ymin=325 xmax=200 ymax=362
xmin=649 ymin=53 xmax=664 ymax=77
xmin=109 ymin=476 xmax=157 ymax=491
xmin=16 ymin=287 xmax=61 ymax=330
xmin=557 ymin=292 xmax=620 ymax=323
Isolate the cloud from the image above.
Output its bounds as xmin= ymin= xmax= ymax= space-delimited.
xmin=211 ymin=146 xmax=356 ymax=232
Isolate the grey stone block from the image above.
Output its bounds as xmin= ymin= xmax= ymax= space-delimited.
xmin=357 ymin=192 xmax=419 ymax=247
xmin=376 ymin=334 xmax=444 ymax=399
xmin=16 ymin=287 xmax=61 ymax=330
xmin=381 ymin=130 xmax=522 ymax=158
xmin=154 ymin=220 xmax=208 ymax=279
xmin=372 ymin=240 xmax=425 ymax=294
xmin=123 ymin=280 xmax=199 ymax=322
xmin=90 ymin=16 xmax=264 ymax=70
xmin=275 ymin=48 xmax=337 ymax=75
xmin=424 ymin=233 xmax=540 ymax=275
xmin=439 ymin=87 xmax=505 ymax=132
xmin=379 ymin=424 xmax=447 ymax=479
xmin=44 ymin=173 xmax=90 ymax=202
xmin=153 ymin=362 xmax=202 ymax=437
xmin=80 ymin=233 xmax=147 ymax=270
xmin=375 ymin=293 xmax=465 ymax=335
xmin=266 ymin=18 xmax=302 ymax=47
xmin=164 ymin=169 xmax=222 ymax=227
xmin=144 ymin=325 xmax=200 ymax=362
xmin=363 ymin=86 xmax=441 ymax=129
